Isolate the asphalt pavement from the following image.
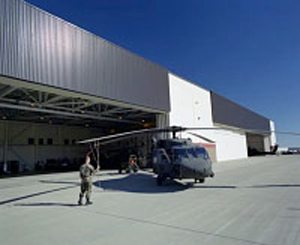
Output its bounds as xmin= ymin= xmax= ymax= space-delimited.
xmin=1 ymin=155 xmax=300 ymax=245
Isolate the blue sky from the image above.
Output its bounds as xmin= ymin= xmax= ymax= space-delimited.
xmin=26 ymin=0 xmax=300 ymax=147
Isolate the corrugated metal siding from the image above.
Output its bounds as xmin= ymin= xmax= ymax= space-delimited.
xmin=211 ymin=92 xmax=270 ymax=131
xmin=0 ymin=0 xmax=170 ymax=112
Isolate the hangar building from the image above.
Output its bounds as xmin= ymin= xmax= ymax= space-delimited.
xmin=0 ymin=0 xmax=276 ymax=173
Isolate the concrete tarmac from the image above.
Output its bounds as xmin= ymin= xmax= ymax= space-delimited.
xmin=1 ymin=156 xmax=300 ymax=245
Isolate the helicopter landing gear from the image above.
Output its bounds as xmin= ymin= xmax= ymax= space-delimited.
xmin=157 ymin=174 xmax=166 ymax=186
xmin=195 ymin=178 xmax=205 ymax=184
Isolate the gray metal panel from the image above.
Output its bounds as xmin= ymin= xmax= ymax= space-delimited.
xmin=211 ymin=92 xmax=270 ymax=131
xmin=0 ymin=0 xmax=170 ymax=112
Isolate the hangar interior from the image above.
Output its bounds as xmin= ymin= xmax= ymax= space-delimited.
xmin=0 ymin=76 xmax=162 ymax=173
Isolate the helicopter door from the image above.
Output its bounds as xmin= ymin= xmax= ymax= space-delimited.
xmin=155 ymin=149 xmax=172 ymax=175
xmin=158 ymin=149 xmax=171 ymax=164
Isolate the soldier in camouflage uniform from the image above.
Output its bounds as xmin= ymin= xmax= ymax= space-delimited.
xmin=78 ymin=155 xmax=99 ymax=205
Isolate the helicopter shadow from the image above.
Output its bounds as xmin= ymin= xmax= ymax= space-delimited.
xmin=94 ymin=172 xmax=188 ymax=194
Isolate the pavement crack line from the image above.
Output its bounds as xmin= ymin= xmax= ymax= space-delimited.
xmin=80 ymin=209 xmax=271 ymax=245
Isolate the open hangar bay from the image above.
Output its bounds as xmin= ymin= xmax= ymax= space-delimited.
xmin=0 ymin=0 xmax=277 ymax=175
xmin=1 ymin=156 xmax=300 ymax=245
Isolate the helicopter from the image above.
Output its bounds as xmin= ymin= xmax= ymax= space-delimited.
xmin=78 ymin=125 xmax=300 ymax=185
xmin=152 ymin=137 xmax=214 ymax=185
xmin=78 ymin=126 xmax=216 ymax=186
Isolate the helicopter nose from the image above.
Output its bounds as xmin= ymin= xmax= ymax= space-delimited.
xmin=192 ymin=167 xmax=205 ymax=174
xmin=180 ymin=162 xmax=205 ymax=177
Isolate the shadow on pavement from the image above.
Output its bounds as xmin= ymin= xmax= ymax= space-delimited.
xmin=193 ymin=185 xmax=237 ymax=189
xmin=193 ymin=183 xmax=300 ymax=190
xmin=250 ymin=184 xmax=300 ymax=188
xmin=0 ymin=185 xmax=77 ymax=205
xmin=94 ymin=172 xmax=188 ymax=194
xmin=15 ymin=202 xmax=78 ymax=207
xmin=287 ymin=207 xmax=300 ymax=211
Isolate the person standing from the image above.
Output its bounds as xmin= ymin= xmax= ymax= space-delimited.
xmin=78 ymin=155 xmax=99 ymax=205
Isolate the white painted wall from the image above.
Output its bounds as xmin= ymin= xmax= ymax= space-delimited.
xmin=270 ymin=120 xmax=277 ymax=146
xmin=261 ymin=120 xmax=277 ymax=152
xmin=213 ymin=127 xmax=247 ymax=161
xmin=262 ymin=120 xmax=277 ymax=152
xmin=168 ymin=73 xmax=247 ymax=162
xmin=168 ymin=73 xmax=213 ymax=127
xmin=168 ymin=73 xmax=213 ymax=140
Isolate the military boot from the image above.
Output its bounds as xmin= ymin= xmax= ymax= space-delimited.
xmin=78 ymin=194 xmax=83 ymax=206
xmin=86 ymin=198 xmax=93 ymax=205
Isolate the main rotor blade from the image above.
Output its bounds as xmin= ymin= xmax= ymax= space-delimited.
xmin=187 ymin=132 xmax=215 ymax=144
xmin=78 ymin=128 xmax=155 ymax=144
xmin=78 ymin=125 xmax=300 ymax=145
xmin=77 ymin=127 xmax=179 ymax=144
xmin=186 ymin=127 xmax=300 ymax=136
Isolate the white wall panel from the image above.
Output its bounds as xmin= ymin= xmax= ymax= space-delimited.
xmin=168 ymin=73 xmax=248 ymax=162
xmin=213 ymin=129 xmax=247 ymax=162
xmin=270 ymin=120 xmax=277 ymax=146
xmin=169 ymin=73 xmax=213 ymax=129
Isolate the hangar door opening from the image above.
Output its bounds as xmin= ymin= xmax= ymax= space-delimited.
xmin=246 ymin=133 xmax=266 ymax=156
xmin=0 ymin=77 xmax=162 ymax=175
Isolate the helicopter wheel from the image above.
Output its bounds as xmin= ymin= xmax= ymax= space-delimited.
xmin=199 ymin=178 xmax=205 ymax=184
xmin=157 ymin=175 xmax=164 ymax=186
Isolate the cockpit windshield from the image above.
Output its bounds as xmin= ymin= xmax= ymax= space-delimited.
xmin=173 ymin=147 xmax=209 ymax=160
xmin=195 ymin=147 xmax=208 ymax=159
xmin=187 ymin=148 xmax=197 ymax=158
xmin=173 ymin=148 xmax=189 ymax=160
